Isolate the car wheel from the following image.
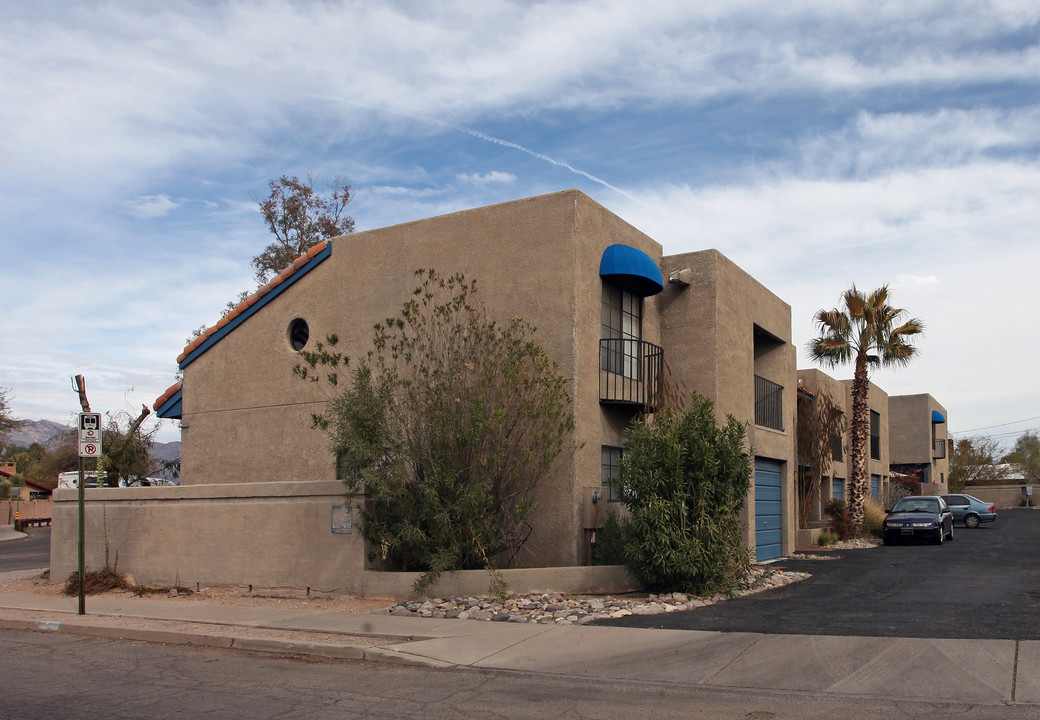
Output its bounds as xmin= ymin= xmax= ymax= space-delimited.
xmin=935 ymin=528 xmax=944 ymax=545
xmin=883 ymin=536 xmax=892 ymax=546
xmin=965 ymin=514 xmax=981 ymax=529
xmin=946 ymin=524 xmax=954 ymax=541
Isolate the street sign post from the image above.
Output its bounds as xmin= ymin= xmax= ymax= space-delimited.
xmin=76 ymin=411 xmax=101 ymax=616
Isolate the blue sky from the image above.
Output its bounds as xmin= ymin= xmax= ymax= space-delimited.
xmin=1 ymin=1 xmax=1038 ymax=448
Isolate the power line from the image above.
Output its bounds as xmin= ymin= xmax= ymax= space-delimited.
xmin=952 ymin=415 xmax=1040 ymax=434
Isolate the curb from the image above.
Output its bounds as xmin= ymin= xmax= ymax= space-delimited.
xmin=0 ymin=612 xmax=449 ymax=667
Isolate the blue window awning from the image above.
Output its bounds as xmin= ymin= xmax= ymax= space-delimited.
xmin=599 ymin=244 xmax=663 ymax=297
xmin=932 ymin=410 xmax=946 ymax=423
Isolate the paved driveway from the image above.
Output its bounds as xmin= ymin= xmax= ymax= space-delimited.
xmin=596 ymin=508 xmax=1040 ymax=640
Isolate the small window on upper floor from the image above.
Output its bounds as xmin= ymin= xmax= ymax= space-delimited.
xmin=870 ymin=410 xmax=881 ymax=461
xmin=288 ymin=318 xmax=310 ymax=351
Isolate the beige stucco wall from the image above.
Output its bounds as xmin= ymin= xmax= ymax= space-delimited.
xmin=963 ymin=485 xmax=1033 ymax=508
xmin=658 ymin=249 xmax=797 ymax=559
xmin=49 ymin=485 xmax=641 ymax=597
xmin=50 ymin=482 xmax=367 ymax=590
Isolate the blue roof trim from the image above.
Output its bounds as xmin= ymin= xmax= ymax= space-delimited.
xmin=932 ymin=410 xmax=946 ymax=423
xmin=599 ymin=244 xmax=664 ymax=297
xmin=156 ymin=388 xmax=182 ymax=419
xmin=179 ymin=242 xmax=332 ymax=369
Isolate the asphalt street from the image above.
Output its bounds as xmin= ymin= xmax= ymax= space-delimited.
xmin=0 ymin=526 xmax=50 ymax=573
xmin=597 ymin=508 xmax=1039 ymax=640
xmin=4 ymin=629 xmax=1034 ymax=720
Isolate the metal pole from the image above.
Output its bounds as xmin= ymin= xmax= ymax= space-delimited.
xmin=78 ymin=457 xmax=85 ymax=615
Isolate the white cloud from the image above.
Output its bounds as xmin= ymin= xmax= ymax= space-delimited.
xmin=894 ymin=274 xmax=941 ymax=287
xmin=124 ymin=194 xmax=181 ymax=218
xmin=456 ymin=171 xmax=516 ymax=186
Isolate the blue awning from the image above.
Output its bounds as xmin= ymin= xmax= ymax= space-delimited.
xmin=932 ymin=410 xmax=946 ymax=423
xmin=599 ymin=244 xmax=664 ymax=297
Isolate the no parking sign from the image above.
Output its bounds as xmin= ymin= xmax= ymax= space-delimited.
xmin=78 ymin=412 xmax=102 ymax=457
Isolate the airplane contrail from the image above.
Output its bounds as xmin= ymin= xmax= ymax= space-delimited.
xmin=459 ymin=126 xmax=652 ymax=208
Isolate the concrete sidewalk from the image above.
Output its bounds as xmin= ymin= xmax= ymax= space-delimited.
xmin=0 ymin=577 xmax=1037 ymax=707
xmin=0 ymin=525 xmax=26 ymax=543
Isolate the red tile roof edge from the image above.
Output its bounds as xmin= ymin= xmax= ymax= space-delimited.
xmin=153 ymin=381 xmax=182 ymax=412
xmin=175 ymin=240 xmax=331 ymax=364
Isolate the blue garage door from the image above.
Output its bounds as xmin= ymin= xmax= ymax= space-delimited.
xmin=755 ymin=458 xmax=783 ymax=562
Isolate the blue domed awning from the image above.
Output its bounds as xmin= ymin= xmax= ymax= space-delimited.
xmin=932 ymin=410 xmax=946 ymax=423
xmin=599 ymin=244 xmax=664 ymax=297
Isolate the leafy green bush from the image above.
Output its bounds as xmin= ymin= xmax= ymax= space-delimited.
xmin=615 ymin=392 xmax=752 ymax=596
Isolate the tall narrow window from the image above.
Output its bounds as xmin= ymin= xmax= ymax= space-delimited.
xmin=601 ymin=445 xmax=623 ymax=502
xmin=870 ymin=410 xmax=881 ymax=461
xmin=601 ymin=283 xmax=642 ymax=378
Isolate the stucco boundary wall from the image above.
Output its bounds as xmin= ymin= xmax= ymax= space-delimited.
xmin=962 ymin=485 xmax=1035 ymax=509
xmin=358 ymin=565 xmax=641 ymax=599
xmin=50 ymin=481 xmax=641 ymax=598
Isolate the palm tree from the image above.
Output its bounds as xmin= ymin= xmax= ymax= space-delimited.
xmin=808 ymin=285 xmax=923 ymax=532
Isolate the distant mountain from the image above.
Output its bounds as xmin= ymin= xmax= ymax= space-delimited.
xmin=2 ymin=419 xmax=70 ymax=449
xmin=150 ymin=440 xmax=182 ymax=463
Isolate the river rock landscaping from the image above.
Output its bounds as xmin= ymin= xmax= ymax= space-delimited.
xmin=377 ymin=565 xmax=810 ymax=625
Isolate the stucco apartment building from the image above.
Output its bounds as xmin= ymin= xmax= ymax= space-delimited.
xmin=889 ymin=394 xmax=950 ymax=487
xmin=52 ymin=190 xmax=797 ymax=593
xmin=796 ymin=369 xmax=949 ymax=538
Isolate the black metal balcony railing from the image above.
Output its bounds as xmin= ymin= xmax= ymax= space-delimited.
xmin=754 ymin=375 xmax=784 ymax=431
xmin=600 ymin=338 xmax=663 ymax=411
xmin=933 ymin=438 xmax=947 ymax=459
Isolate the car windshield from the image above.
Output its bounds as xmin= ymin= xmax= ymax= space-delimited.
xmin=892 ymin=498 xmax=939 ymax=513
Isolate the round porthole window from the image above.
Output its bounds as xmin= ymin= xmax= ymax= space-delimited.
xmin=288 ymin=318 xmax=310 ymax=351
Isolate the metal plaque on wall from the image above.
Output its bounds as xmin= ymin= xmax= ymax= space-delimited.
xmin=331 ymin=505 xmax=353 ymax=534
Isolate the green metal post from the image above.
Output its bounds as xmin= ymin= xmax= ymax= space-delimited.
xmin=78 ymin=457 xmax=85 ymax=615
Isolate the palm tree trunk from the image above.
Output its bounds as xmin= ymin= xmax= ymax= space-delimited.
xmin=847 ymin=351 xmax=869 ymax=532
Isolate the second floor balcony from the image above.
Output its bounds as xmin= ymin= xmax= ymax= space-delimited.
xmin=933 ymin=438 xmax=947 ymax=459
xmin=600 ymin=338 xmax=663 ymax=411
xmin=754 ymin=375 xmax=784 ymax=431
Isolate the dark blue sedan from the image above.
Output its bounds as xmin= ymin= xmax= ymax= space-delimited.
xmin=883 ymin=495 xmax=954 ymax=545
xmin=941 ymin=494 xmax=998 ymax=528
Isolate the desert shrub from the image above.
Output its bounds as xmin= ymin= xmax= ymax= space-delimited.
xmin=817 ymin=529 xmax=839 ymax=546
xmin=824 ymin=498 xmax=857 ymax=540
xmin=862 ymin=497 xmax=886 ymax=538
xmin=884 ymin=477 xmax=918 ymax=508
xmin=295 ymin=270 xmax=576 ymax=593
